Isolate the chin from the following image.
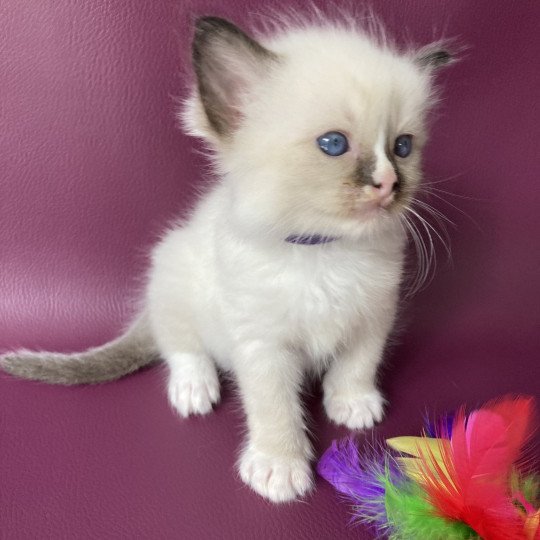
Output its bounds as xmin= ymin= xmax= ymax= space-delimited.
xmin=347 ymin=202 xmax=393 ymax=224
xmin=328 ymin=211 xmax=398 ymax=240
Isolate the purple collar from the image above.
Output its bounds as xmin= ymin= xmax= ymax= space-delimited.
xmin=285 ymin=234 xmax=339 ymax=245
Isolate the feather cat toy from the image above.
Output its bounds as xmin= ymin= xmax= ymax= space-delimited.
xmin=318 ymin=396 xmax=539 ymax=539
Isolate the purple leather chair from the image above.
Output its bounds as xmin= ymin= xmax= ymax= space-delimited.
xmin=1 ymin=1 xmax=538 ymax=538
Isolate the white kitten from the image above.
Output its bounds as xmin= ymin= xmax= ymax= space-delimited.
xmin=1 ymin=15 xmax=452 ymax=502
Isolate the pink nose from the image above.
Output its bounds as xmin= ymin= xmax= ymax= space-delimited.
xmin=372 ymin=169 xmax=398 ymax=200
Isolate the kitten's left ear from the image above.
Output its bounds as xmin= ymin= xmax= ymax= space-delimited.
xmin=415 ymin=44 xmax=454 ymax=71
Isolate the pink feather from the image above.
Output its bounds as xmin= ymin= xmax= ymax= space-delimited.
xmin=417 ymin=396 xmax=535 ymax=540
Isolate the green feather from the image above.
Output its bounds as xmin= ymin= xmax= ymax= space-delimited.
xmin=520 ymin=474 xmax=540 ymax=506
xmin=382 ymin=473 xmax=478 ymax=540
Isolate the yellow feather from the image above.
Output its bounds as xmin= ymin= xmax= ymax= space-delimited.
xmin=396 ymin=457 xmax=424 ymax=482
xmin=386 ymin=436 xmax=445 ymax=461
xmin=387 ymin=436 xmax=452 ymax=485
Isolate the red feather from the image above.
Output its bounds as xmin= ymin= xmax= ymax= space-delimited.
xmin=416 ymin=396 xmax=535 ymax=540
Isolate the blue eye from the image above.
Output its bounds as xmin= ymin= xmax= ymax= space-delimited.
xmin=394 ymin=134 xmax=413 ymax=158
xmin=317 ymin=131 xmax=349 ymax=156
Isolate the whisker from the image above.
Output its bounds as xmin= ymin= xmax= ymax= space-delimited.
xmin=407 ymin=208 xmax=436 ymax=271
xmin=412 ymin=198 xmax=456 ymax=229
xmin=400 ymin=213 xmax=433 ymax=296
xmin=417 ymin=188 xmax=484 ymax=233
xmin=421 ymin=184 xmax=485 ymax=202
xmin=406 ymin=206 xmax=451 ymax=261
xmin=411 ymin=200 xmax=453 ymax=253
xmin=399 ymin=217 xmax=420 ymax=294
xmin=410 ymin=207 xmax=451 ymax=269
xmin=423 ymin=171 xmax=466 ymax=186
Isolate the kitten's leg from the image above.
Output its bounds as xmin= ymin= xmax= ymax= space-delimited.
xmin=151 ymin=313 xmax=220 ymax=417
xmin=234 ymin=344 xmax=313 ymax=503
xmin=323 ymin=331 xmax=388 ymax=430
xmin=166 ymin=352 xmax=220 ymax=417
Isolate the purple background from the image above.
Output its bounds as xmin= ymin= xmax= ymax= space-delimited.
xmin=1 ymin=1 xmax=539 ymax=538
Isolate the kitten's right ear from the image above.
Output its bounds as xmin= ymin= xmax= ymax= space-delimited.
xmin=191 ymin=17 xmax=277 ymax=138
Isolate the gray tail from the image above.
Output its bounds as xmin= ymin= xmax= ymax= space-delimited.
xmin=0 ymin=314 xmax=159 ymax=385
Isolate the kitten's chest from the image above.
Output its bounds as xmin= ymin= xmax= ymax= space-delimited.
xmin=279 ymin=246 xmax=402 ymax=355
xmin=214 ymin=237 xmax=403 ymax=359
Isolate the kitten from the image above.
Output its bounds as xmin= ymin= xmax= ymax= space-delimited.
xmin=1 ymin=15 xmax=452 ymax=502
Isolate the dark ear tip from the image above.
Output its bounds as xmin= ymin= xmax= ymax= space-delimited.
xmin=416 ymin=46 xmax=456 ymax=70
xmin=195 ymin=16 xmax=235 ymax=34
xmin=430 ymin=50 xmax=452 ymax=64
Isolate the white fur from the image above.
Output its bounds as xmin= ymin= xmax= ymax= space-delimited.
xmin=147 ymin=19 xmax=443 ymax=502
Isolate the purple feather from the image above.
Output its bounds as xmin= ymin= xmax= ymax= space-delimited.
xmin=317 ymin=437 xmax=402 ymax=532
xmin=423 ymin=411 xmax=455 ymax=438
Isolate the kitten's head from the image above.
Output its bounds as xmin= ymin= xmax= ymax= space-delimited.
xmin=182 ymin=16 xmax=453 ymax=240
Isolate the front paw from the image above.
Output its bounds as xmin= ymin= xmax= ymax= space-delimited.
xmin=324 ymin=389 xmax=385 ymax=430
xmin=238 ymin=444 xmax=313 ymax=503
xmin=167 ymin=359 xmax=220 ymax=417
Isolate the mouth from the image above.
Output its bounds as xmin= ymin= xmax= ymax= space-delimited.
xmin=343 ymin=181 xmax=395 ymax=211
xmin=379 ymin=193 xmax=396 ymax=209
xmin=348 ymin=202 xmax=387 ymax=223
xmin=351 ymin=191 xmax=398 ymax=218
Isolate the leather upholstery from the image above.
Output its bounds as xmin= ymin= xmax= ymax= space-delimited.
xmin=1 ymin=1 xmax=538 ymax=538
